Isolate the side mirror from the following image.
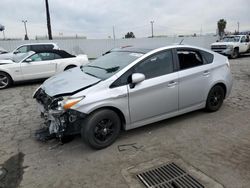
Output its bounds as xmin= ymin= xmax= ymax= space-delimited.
xmin=131 ymin=73 xmax=145 ymax=84
xmin=25 ymin=58 xmax=32 ymax=63
xmin=13 ymin=50 xmax=20 ymax=54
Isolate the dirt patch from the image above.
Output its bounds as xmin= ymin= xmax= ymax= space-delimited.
xmin=0 ymin=152 xmax=25 ymax=188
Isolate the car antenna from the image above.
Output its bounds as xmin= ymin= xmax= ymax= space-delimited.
xmin=179 ymin=39 xmax=184 ymax=45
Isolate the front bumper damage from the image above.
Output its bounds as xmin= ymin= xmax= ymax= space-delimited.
xmin=33 ymin=88 xmax=86 ymax=141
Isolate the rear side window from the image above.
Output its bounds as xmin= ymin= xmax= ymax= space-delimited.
xmin=177 ymin=50 xmax=203 ymax=70
xmin=200 ymin=50 xmax=214 ymax=64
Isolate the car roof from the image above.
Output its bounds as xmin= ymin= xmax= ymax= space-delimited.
xmin=33 ymin=49 xmax=75 ymax=58
xmin=20 ymin=43 xmax=58 ymax=46
xmin=110 ymin=44 xmax=207 ymax=54
xmin=225 ymin=35 xmax=245 ymax=37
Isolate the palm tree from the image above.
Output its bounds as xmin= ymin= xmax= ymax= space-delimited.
xmin=45 ymin=0 xmax=53 ymax=40
xmin=217 ymin=19 xmax=227 ymax=39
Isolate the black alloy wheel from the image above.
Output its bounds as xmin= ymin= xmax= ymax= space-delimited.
xmin=81 ymin=109 xmax=121 ymax=149
xmin=205 ymin=85 xmax=225 ymax=112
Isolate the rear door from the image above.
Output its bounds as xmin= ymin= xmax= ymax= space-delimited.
xmin=176 ymin=48 xmax=212 ymax=110
xmin=128 ymin=50 xmax=178 ymax=123
xmin=239 ymin=36 xmax=249 ymax=52
xmin=21 ymin=52 xmax=57 ymax=80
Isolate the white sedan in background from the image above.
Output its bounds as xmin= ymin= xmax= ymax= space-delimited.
xmin=0 ymin=50 xmax=89 ymax=89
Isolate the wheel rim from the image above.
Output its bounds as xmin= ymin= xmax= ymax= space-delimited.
xmin=94 ymin=119 xmax=115 ymax=142
xmin=232 ymin=50 xmax=238 ymax=58
xmin=0 ymin=75 xmax=8 ymax=88
xmin=209 ymin=89 xmax=223 ymax=107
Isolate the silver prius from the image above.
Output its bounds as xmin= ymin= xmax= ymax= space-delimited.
xmin=33 ymin=45 xmax=233 ymax=149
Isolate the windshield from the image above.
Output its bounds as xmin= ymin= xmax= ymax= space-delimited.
xmin=81 ymin=51 xmax=143 ymax=80
xmin=13 ymin=51 xmax=34 ymax=63
xmin=222 ymin=36 xmax=240 ymax=42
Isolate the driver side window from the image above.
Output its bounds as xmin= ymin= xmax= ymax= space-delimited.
xmin=241 ymin=36 xmax=246 ymax=43
xmin=16 ymin=46 xmax=28 ymax=53
xmin=29 ymin=54 xmax=42 ymax=62
xmin=134 ymin=50 xmax=174 ymax=80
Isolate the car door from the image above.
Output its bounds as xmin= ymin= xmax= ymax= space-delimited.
xmin=239 ymin=36 xmax=249 ymax=52
xmin=21 ymin=52 xmax=57 ymax=80
xmin=128 ymin=50 xmax=178 ymax=123
xmin=176 ymin=48 xmax=212 ymax=110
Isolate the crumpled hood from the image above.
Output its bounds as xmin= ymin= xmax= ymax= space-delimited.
xmin=0 ymin=59 xmax=14 ymax=65
xmin=211 ymin=42 xmax=236 ymax=46
xmin=42 ymin=67 xmax=101 ymax=97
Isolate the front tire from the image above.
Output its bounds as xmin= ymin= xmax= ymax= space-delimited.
xmin=230 ymin=48 xmax=239 ymax=59
xmin=64 ymin=65 xmax=76 ymax=71
xmin=205 ymin=85 xmax=225 ymax=112
xmin=0 ymin=72 xmax=12 ymax=89
xmin=81 ymin=109 xmax=121 ymax=149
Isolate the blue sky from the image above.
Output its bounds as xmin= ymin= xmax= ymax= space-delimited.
xmin=0 ymin=0 xmax=249 ymax=39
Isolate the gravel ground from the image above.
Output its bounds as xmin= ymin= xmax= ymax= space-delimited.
xmin=0 ymin=55 xmax=250 ymax=188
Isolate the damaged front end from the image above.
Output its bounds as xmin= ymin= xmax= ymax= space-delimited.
xmin=33 ymin=88 xmax=86 ymax=141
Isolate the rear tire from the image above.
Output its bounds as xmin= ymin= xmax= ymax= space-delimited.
xmin=0 ymin=72 xmax=12 ymax=89
xmin=230 ymin=48 xmax=239 ymax=59
xmin=205 ymin=85 xmax=225 ymax=112
xmin=64 ymin=65 xmax=76 ymax=71
xmin=81 ymin=109 xmax=121 ymax=149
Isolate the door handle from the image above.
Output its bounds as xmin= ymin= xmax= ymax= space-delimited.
xmin=168 ymin=81 xmax=177 ymax=87
xmin=203 ymin=70 xmax=210 ymax=76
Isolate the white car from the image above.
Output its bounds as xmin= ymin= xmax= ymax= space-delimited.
xmin=0 ymin=49 xmax=89 ymax=89
xmin=211 ymin=35 xmax=250 ymax=58
xmin=0 ymin=47 xmax=8 ymax=54
xmin=0 ymin=43 xmax=59 ymax=60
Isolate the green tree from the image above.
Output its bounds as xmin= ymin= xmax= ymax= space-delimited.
xmin=217 ymin=19 xmax=227 ymax=38
xmin=125 ymin=32 xmax=135 ymax=38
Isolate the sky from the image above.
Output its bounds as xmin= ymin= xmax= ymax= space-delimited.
xmin=0 ymin=0 xmax=249 ymax=39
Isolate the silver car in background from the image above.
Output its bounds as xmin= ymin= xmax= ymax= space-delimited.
xmin=33 ymin=45 xmax=233 ymax=149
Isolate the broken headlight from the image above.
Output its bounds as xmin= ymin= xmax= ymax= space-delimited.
xmin=57 ymin=96 xmax=85 ymax=110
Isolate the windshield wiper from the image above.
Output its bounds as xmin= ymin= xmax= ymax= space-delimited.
xmin=84 ymin=71 xmax=100 ymax=79
xmin=84 ymin=65 xmax=119 ymax=73
xmin=85 ymin=65 xmax=104 ymax=69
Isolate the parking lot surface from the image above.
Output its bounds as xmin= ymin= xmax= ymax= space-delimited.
xmin=0 ymin=55 xmax=250 ymax=188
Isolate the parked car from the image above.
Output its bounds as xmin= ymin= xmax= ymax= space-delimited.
xmin=33 ymin=45 xmax=233 ymax=149
xmin=211 ymin=35 xmax=250 ymax=58
xmin=0 ymin=49 xmax=89 ymax=89
xmin=0 ymin=43 xmax=59 ymax=60
xmin=0 ymin=47 xmax=8 ymax=54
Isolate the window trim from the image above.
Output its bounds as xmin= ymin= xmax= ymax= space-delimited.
xmin=110 ymin=49 xmax=177 ymax=88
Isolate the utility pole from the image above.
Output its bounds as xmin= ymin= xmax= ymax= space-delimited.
xmin=237 ymin=22 xmax=240 ymax=33
xmin=2 ymin=30 xmax=5 ymax=40
xmin=150 ymin=21 xmax=154 ymax=38
xmin=200 ymin=25 xmax=203 ymax=36
xmin=112 ymin=26 xmax=116 ymax=40
xmin=22 ymin=20 xmax=29 ymax=40
xmin=45 ymin=0 xmax=53 ymax=40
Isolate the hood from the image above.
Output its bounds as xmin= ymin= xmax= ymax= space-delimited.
xmin=0 ymin=59 xmax=14 ymax=65
xmin=211 ymin=42 xmax=236 ymax=46
xmin=42 ymin=67 xmax=101 ymax=97
xmin=0 ymin=52 xmax=13 ymax=60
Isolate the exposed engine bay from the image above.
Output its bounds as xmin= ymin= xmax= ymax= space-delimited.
xmin=33 ymin=88 xmax=86 ymax=141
